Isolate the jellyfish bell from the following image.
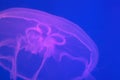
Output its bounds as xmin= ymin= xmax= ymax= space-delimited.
xmin=0 ymin=8 xmax=98 ymax=80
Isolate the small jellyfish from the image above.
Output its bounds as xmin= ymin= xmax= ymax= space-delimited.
xmin=0 ymin=8 xmax=98 ymax=80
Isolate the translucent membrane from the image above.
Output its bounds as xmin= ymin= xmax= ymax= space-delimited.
xmin=0 ymin=8 xmax=98 ymax=80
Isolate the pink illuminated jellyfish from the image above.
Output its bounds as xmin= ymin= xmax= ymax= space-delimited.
xmin=0 ymin=8 xmax=98 ymax=80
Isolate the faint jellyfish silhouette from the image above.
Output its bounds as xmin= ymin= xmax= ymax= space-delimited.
xmin=0 ymin=8 xmax=98 ymax=80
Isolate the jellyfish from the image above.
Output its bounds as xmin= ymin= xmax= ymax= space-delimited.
xmin=0 ymin=8 xmax=98 ymax=80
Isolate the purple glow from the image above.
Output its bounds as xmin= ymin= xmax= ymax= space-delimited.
xmin=0 ymin=8 xmax=98 ymax=80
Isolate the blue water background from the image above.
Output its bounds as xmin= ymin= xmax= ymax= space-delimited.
xmin=0 ymin=0 xmax=119 ymax=80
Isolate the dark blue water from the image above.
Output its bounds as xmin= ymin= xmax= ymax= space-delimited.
xmin=0 ymin=0 xmax=119 ymax=80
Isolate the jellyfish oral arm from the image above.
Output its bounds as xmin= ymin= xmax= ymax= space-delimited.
xmin=32 ymin=48 xmax=54 ymax=80
xmin=10 ymin=39 xmax=21 ymax=80
xmin=32 ymin=33 xmax=65 ymax=80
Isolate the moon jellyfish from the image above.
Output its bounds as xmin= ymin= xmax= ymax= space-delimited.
xmin=0 ymin=8 xmax=98 ymax=80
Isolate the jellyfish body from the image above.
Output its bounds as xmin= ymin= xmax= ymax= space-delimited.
xmin=0 ymin=8 xmax=98 ymax=80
